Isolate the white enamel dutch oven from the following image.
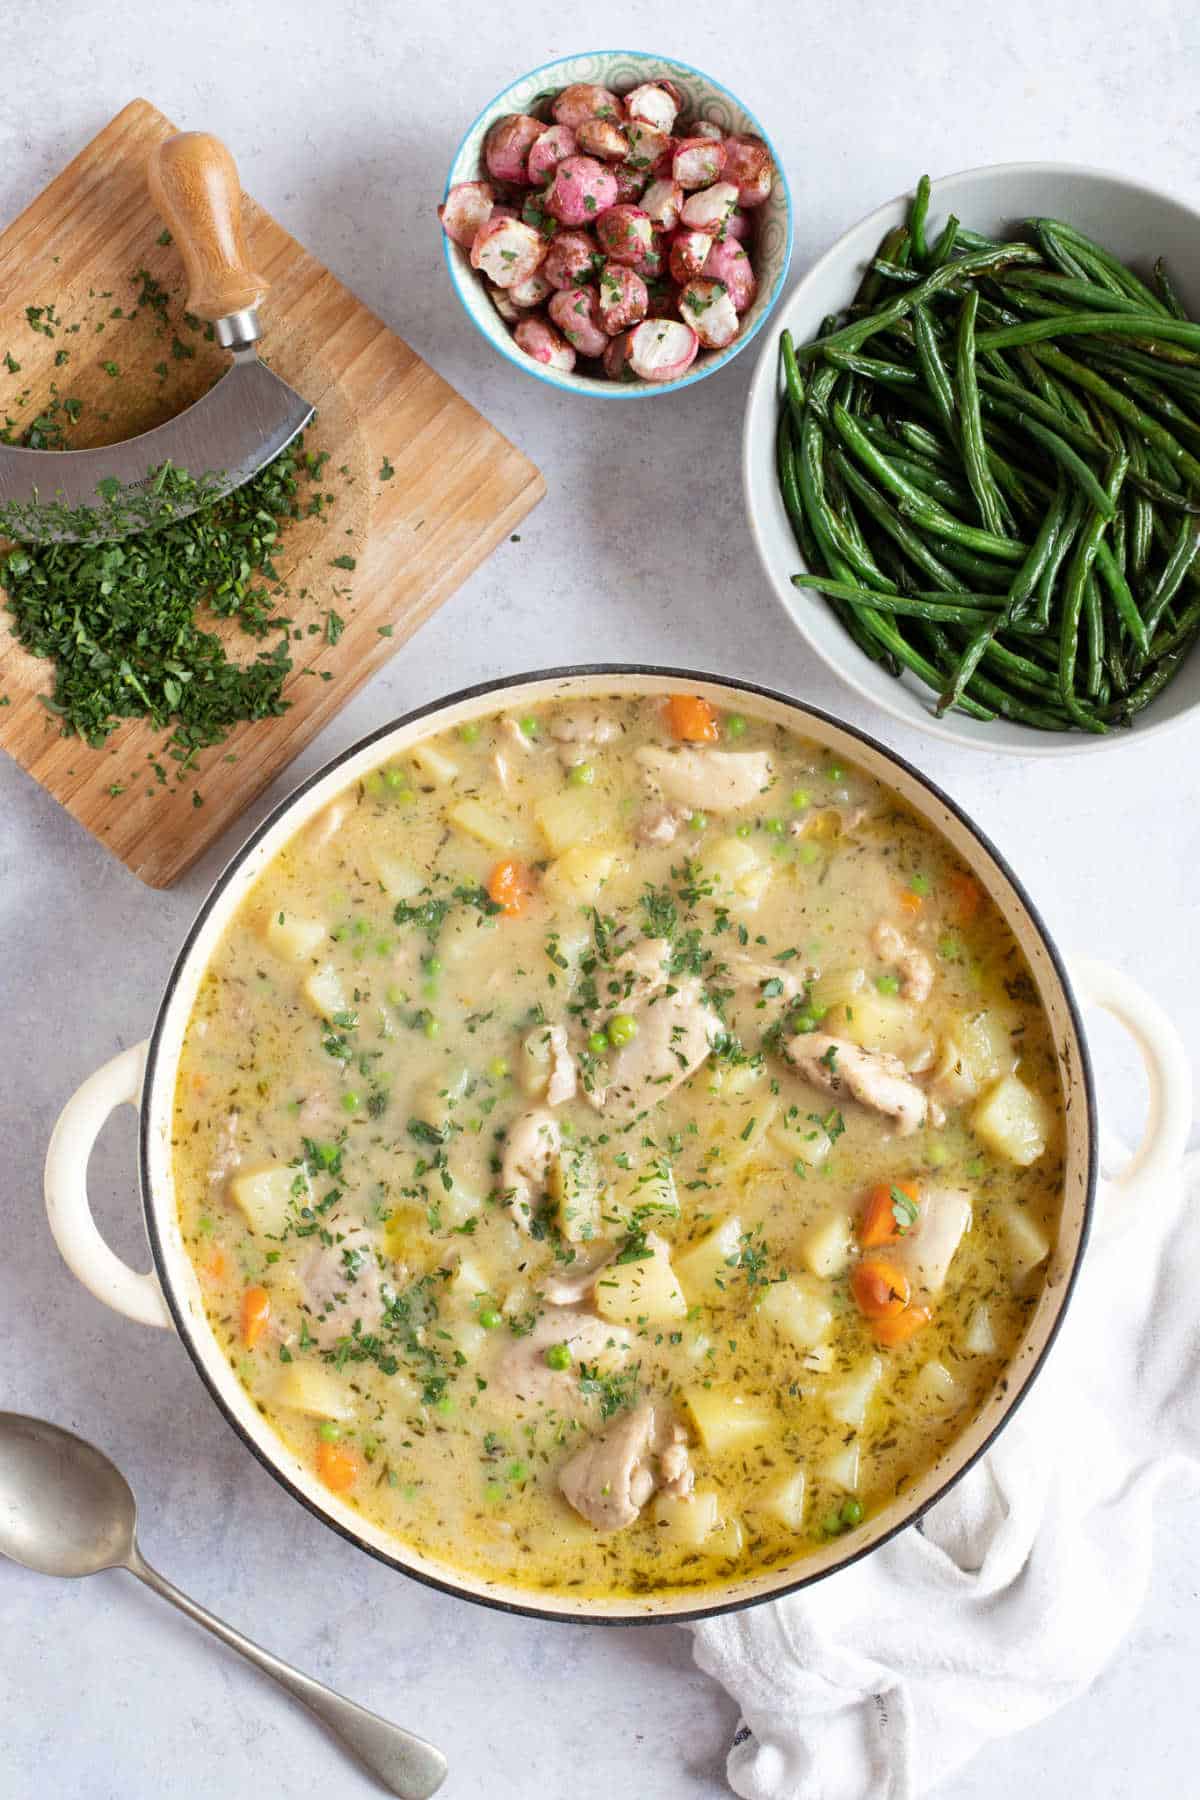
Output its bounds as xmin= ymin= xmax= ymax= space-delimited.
xmin=43 ymin=669 xmax=1192 ymax=1625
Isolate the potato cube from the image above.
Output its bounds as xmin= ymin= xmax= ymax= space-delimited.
xmin=408 ymin=742 xmax=459 ymax=786
xmin=702 ymin=836 xmax=772 ymax=909
xmin=443 ymin=1255 xmax=490 ymax=1305
xmin=653 ymin=1486 xmax=721 ymax=1549
xmin=759 ymin=1277 xmax=833 ymax=1350
xmin=913 ymin=1358 xmax=965 ymax=1411
xmin=543 ymin=844 xmax=621 ymax=905
xmin=229 ymin=1164 xmax=302 ymax=1235
xmin=370 ymin=852 xmax=426 ymax=902
xmin=840 ymin=990 xmax=922 ymax=1059
xmin=675 ymin=1216 xmax=743 ymax=1301
xmin=594 ymin=1243 xmax=686 ymax=1326
xmin=757 ymin=1469 xmax=807 ymax=1530
xmin=972 ymin=1073 xmax=1051 ymax=1166
xmin=548 ymin=1143 xmax=601 ymax=1243
xmin=820 ymin=1443 xmax=861 ymax=1492
xmin=768 ymin=1114 xmax=832 ymax=1169
xmin=275 ymin=1362 xmax=357 ymax=1422
xmin=534 ymin=789 xmax=616 ymax=855
xmin=448 ymin=798 xmax=526 ymax=853
xmin=304 ymin=963 xmax=349 ymax=1020
xmin=264 ymin=911 xmax=327 ymax=963
xmin=682 ymin=1385 xmax=772 ymax=1453
xmin=800 ymin=1209 xmax=853 ymax=1279
xmin=825 ymin=1355 xmax=882 ymax=1430
xmin=964 ymin=1302 xmax=997 ymax=1356
xmin=1001 ymin=1203 xmax=1052 ymax=1277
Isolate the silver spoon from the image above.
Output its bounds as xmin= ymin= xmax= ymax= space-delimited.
xmin=0 ymin=1412 xmax=447 ymax=1799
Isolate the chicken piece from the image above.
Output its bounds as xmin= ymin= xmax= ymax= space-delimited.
xmin=492 ymin=1306 xmax=631 ymax=1405
xmin=207 ymin=1111 xmax=241 ymax=1185
xmin=872 ymin=921 xmax=934 ymax=1005
xmin=609 ymin=935 xmax=672 ymax=1000
xmin=548 ymin=706 xmax=621 ymax=765
xmin=659 ymin=1422 xmax=695 ymax=1498
xmin=545 ymin=1023 xmax=577 ymax=1106
xmin=634 ymin=801 xmax=683 ymax=847
xmin=499 ymin=714 xmax=536 ymax=753
xmin=789 ymin=805 xmax=867 ymax=842
xmin=784 ymin=1034 xmax=928 ymax=1137
xmin=539 ymin=1246 xmax=616 ymax=1306
xmin=298 ymin=1228 xmax=385 ymax=1349
xmin=558 ymin=1401 xmax=691 ymax=1531
xmin=635 ymin=745 xmax=773 ymax=814
xmin=891 ymin=1186 xmax=973 ymax=1297
xmin=728 ymin=957 xmax=809 ymax=1003
xmin=588 ymin=976 xmax=721 ymax=1120
xmin=499 ymin=1109 xmax=561 ymax=1231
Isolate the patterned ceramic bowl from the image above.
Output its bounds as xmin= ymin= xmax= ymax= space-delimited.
xmin=441 ymin=50 xmax=793 ymax=397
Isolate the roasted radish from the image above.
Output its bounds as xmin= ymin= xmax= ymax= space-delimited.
xmin=614 ymin=165 xmax=651 ymax=203
xmin=544 ymin=155 xmax=619 ymax=227
xmin=679 ymin=277 xmax=740 ymax=348
xmin=509 ymin=270 xmax=554 ymax=308
xmin=673 ymin=137 xmax=726 ymax=189
xmin=485 ymin=114 xmax=546 ymax=185
xmin=701 ymin=236 xmax=758 ymax=311
xmin=552 ymin=84 xmax=624 ymax=129
xmin=596 ymin=263 xmax=649 ymax=335
xmin=526 ymin=123 xmax=578 ymax=187
xmin=624 ymin=122 xmax=671 ymax=172
xmin=514 ymin=317 xmax=576 ymax=370
xmin=595 ymin=205 xmax=655 ymax=266
xmin=641 ymin=178 xmax=684 ymax=231
xmin=548 ymin=286 xmax=609 ymax=358
xmin=438 ymin=181 xmax=495 ymax=248
xmin=722 ymin=133 xmax=774 ymax=207
xmin=668 ymin=229 xmax=713 ymax=284
xmin=576 ymin=117 xmax=630 ymax=162
xmin=542 ymin=230 xmax=602 ymax=289
xmin=624 ymin=82 xmax=679 ymax=134
xmin=627 ymin=318 xmax=699 ymax=381
xmin=680 ymin=181 xmax=738 ymax=232
xmin=470 ymin=215 xmax=547 ymax=288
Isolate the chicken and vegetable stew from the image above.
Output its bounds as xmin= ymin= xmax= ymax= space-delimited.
xmin=174 ymin=691 xmax=1062 ymax=1598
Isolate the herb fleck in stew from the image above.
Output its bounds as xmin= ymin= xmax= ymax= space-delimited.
xmin=174 ymin=695 xmax=1062 ymax=1597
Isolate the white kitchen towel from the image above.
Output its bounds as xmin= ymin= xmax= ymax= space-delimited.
xmin=690 ymin=1141 xmax=1200 ymax=1800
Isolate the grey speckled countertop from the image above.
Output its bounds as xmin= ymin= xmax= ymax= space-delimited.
xmin=3 ymin=3 xmax=1199 ymax=1795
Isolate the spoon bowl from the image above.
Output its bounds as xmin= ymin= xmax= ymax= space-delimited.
xmin=0 ymin=1411 xmax=447 ymax=1798
xmin=0 ymin=1412 xmax=136 ymax=1578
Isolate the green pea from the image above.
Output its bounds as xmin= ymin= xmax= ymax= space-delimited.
xmin=735 ymin=822 xmax=752 ymax=838
xmin=568 ymin=761 xmax=596 ymax=787
xmin=820 ymin=1510 xmax=842 ymax=1536
xmin=385 ymin=984 xmax=406 ymax=1006
xmin=798 ymin=843 xmax=821 ymax=865
xmin=434 ymin=1394 xmax=454 ymax=1415
xmin=790 ymin=787 xmax=811 ymax=809
xmin=426 ymin=956 xmax=443 ymax=974
xmin=519 ymin=715 xmax=540 ymax=739
xmin=689 ymin=811 xmax=708 ymax=832
xmin=458 ymin=722 xmax=481 ymax=743
xmin=317 ymin=1421 xmax=342 ymax=1442
xmin=478 ymin=1307 xmax=503 ymax=1330
xmin=507 ymin=1460 xmax=529 ymax=1483
xmin=725 ymin=713 xmax=747 ymax=737
xmin=607 ymin=1013 xmax=638 ymax=1047
xmin=352 ymin=917 xmax=369 ymax=937
xmin=487 ymin=1057 xmax=510 ymax=1081
xmin=909 ymin=873 xmax=931 ymax=896
xmin=766 ymin=818 xmax=786 ymax=835
xmin=341 ymin=1090 xmax=361 ymax=1114
xmin=483 ymin=1480 xmax=505 ymax=1503
xmin=875 ymin=974 xmax=900 ymax=995
xmin=826 ymin=762 xmax=845 ymax=781
xmin=588 ymin=1031 xmax=609 ymax=1056
xmin=422 ymin=978 xmax=439 ymax=1000
xmin=383 ymin=767 xmax=407 ymax=790
xmin=374 ymin=938 xmax=391 ymax=956
xmin=840 ymin=1497 xmax=864 ymax=1526
xmin=544 ymin=1342 xmax=572 ymax=1372
xmin=423 ymin=1015 xmax=441 ymax=1039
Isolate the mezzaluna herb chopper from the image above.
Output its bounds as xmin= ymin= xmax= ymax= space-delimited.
xmin=0 ymin=132 xmax=312 ymax=542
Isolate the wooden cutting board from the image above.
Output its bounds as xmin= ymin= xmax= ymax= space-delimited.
xmin=0 ymin=99 xmax=544 ymax=887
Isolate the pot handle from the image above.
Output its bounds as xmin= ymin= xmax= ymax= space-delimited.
xmin=1068 ymin=957 xmax=1193 ymax=1232
xmin=44 ymin=1041 xmax=174 ymax=1330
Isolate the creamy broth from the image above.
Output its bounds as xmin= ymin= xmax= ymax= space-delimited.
xmin=173 ymin=693 xmax=1062 ymax=1598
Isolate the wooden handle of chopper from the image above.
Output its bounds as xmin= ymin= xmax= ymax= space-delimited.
xmin=147 ymin=132 xmax=268 ymax=320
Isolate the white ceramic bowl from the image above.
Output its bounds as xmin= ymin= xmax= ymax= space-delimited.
xmin=40 ymin=667 xmax=1192 ymax=1624
xmin=743 ymin=163 xmax=1200 ymax=753
xmin=442 ymin=50 xmax=793 ymax=397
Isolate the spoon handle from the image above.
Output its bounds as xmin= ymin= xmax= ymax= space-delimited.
xmin=126 ymin=1545 xmax=447 ymax=1799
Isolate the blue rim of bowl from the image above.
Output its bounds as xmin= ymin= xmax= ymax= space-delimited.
xmin=741 ymin=159 xmax=1200 ymax=754
xmin=441 ymin=48 xmax=795 ymax=397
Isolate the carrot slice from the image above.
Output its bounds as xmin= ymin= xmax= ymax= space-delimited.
xmin=317 ymin=1440 xmax=360 ymax=1493
xmin=873 ymin=1304 xmax=932 ymax=1348
xmin=897 ymin=886 xmax=924 ymax=915
xmin=204 ymin=1245 xmax=229 ymax=1282
xmin=487 ymin=858 xmax=535 ymax=917
xmin=666 ymin=694 xmax=720 ymax=743
xmin=240 ymin=1285 xmax=271 ymax=1349
xmin=949 ymin=870 xmax=982 ymax=925
xmin=850 ymin=1257 xmax=911 ymax=1319
xmin=859 ymin=1178 xmax=920 ymax=1248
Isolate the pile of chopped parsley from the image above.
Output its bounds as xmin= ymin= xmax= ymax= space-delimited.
xmin=1 ymin=441 xmax=315 ymax=765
